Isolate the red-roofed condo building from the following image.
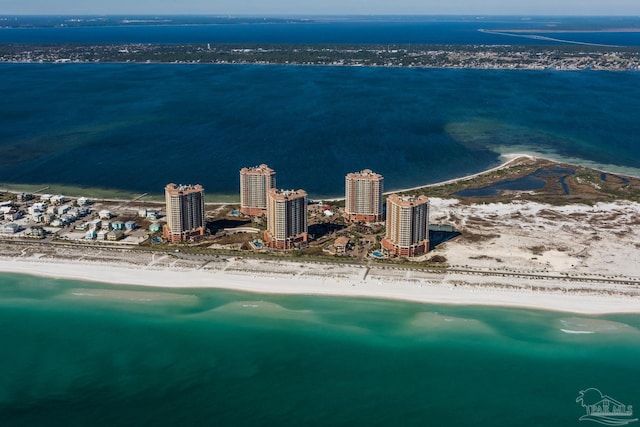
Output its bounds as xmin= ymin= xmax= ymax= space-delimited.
xmin=240 ymin=164 xmax=276 ymax=216
xmin=264 ymin=188 xmax=308 ymax=249
xmin=382 ymin=194 xmax=430 ymax=257
xmin=163 ymin=183 xmax=206 ymax=243
xmin=345 ymin=169 xmax=384 ymax=222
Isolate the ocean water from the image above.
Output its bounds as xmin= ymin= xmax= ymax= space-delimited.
xmin=1 ymin=63 xmax=640 ymax=199
xmin=0 ymin=273 xmax=639 ymax=426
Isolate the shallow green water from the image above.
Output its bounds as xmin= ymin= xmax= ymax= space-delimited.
xmin=0 ymin=273 xmax=638 ymax=426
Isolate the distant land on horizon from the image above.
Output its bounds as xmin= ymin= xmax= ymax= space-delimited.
xmin=3 ymin=15 xmax=640 ymax=28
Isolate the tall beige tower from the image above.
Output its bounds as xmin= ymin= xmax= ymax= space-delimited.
xmin=382 ymin=194 xmax=429 ymax=257
xmin=264 ymin=188 xmax=308 ymax=249
xmin=240 ymin=164 xmax=276 ymax=216
xmin=345 ymin=169 xmax=384 ymax=222
xmin=163 ymin=183 xmax=206 ymax=243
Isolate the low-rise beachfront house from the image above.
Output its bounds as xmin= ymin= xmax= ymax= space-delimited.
xmin=50 ymin=216 xmax=70 ymax=227
xmin=85 ymin=229 xmax=97 ymax=240
xmin=5 ymin=210 xmax=22 ymax=221
xmin=112 ymin=221 xmax=125 ymax=230
xmin=77 ymin=197 xmax=91 ymax=206
xmin=98 ymin=210 xmax=113 ymax=220
xmin=50 ymin=195 xmax=66 ymax=205
xmin=28 ymin=203 xmax=47 ymax=215
xmin=50 ymin=219 xmax=64 ymax=228
xmin=107 ymin=230 xmax=124 ymax=241
xmin=28 ymin=227 xmax=46 ymax=239
xmin=77 ymin=207 xmax=90 ymax=217
xmin=76 ymin=218 xmax=97 ymax=229
xmin=61 ymin=214 xmax=76 ymax=224
xmin=96 ymin=229 xmax=109 ymax=240
xmin=0 ymin=223 xmax=20 ymax=235
xmin=17 ymin=193 xmax=33 ymax=202
xmin=125 ymin=221 xmax=136 ymax=230
xmin=334 ymin=236 xmax=350 ymax=254
xmin=75 ymin=223 xmax=89 ymax=231
xmin=88 ymin=219 xmax=102 ymax=230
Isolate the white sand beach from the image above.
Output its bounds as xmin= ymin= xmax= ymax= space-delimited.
xmin=0 ymin=234 xmax=638 ymax=314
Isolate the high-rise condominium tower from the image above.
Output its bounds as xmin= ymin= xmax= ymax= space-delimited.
xmin=345 ymin=169 xmax=384 ymax=222
xmin=264 ymin=188 xmax=308 ymax=249
xmin=382 ymin=194 xmax=430 ymax=257
xmin=240 ymin=164 xmax=276 ymax=216
xmin=163 ymin=183 xmax=205 ymax=243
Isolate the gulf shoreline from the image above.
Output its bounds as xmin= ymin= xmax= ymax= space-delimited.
xmin=0 ymin=252 xmax=638 ymax=315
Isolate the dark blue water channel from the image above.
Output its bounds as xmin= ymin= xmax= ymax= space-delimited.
xmin=455 ymin=167 xmax=575 ymax=197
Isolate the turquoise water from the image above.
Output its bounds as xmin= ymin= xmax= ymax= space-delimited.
xmin=1 ymin=273 xmax=639 ymax=426
xmin=2 ymin=64 xmax=640 ymax=199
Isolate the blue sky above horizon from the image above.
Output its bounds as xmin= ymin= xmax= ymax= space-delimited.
xmin=1 ymin=0 xmax=639 ymax=16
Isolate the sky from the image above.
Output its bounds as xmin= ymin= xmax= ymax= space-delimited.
xmin=0 ymin=0 xmax=639 ymax=16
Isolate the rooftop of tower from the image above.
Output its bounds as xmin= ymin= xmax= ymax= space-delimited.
xmin=387 ymin=194 xmax=429 ymax=206
xmin=240 ymin=164 xmax=275 ymax=174
xmin=346 ymin=169 xmax=383 ymax=179
xmin=268 ymin=188 xmax=307 ymax=200
xmin=165 ymin=183 xmax=204 ymax=193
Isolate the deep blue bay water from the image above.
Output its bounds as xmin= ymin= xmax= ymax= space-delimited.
xmin=2 ymin=20 xmax=511 ymax=44
xmin=3 ymin=16 xmax=640 ymax=45
xmin=1 ymin=63 xmax=640 ymax=199
xmin=455 ymin=167 xmax=575 ymax=197
xmin=1 ymin=273 xmax=639 ymax=426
